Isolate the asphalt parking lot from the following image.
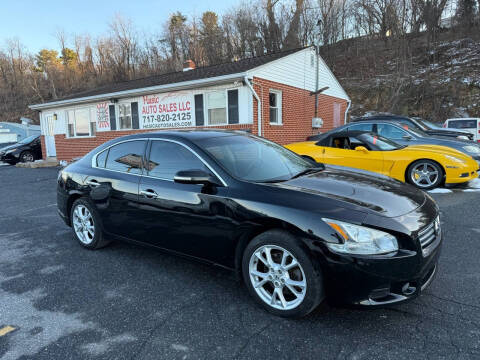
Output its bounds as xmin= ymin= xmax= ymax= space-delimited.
xmin=0 ymin=165 xmax=479 ymax=360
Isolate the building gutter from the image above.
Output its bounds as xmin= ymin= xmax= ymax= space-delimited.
xmin=344 ymin=100 xmax=352 ymax=124
xmin=29 ymin=72 xmax=247 ymax=111
xmin=244 ymin=76 xmax=262 ymax=136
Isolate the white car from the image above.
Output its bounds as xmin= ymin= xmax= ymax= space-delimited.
xmin=444 ymin=118 xmax=480 ymax=142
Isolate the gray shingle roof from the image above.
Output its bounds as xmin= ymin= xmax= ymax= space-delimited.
xmin=55 ymin=47 xmax=306 ymax=102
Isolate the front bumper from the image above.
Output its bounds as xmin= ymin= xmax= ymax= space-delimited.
xmin=445 ymin=168 xmax=479 ymax=184
xmin=317 ymin=230 xmax=442 ymax=306
xmin=0 ymin=152 xmax=19 ymax=163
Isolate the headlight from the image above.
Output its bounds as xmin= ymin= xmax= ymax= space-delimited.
xmin=445 ymin=154 xmax=466 ymax=163
xmin=457 ymin=135 xmax=469 ymax=140
xmin=463 ymin=145 xmax=480 ymax=154
xmin=323 ymin=218 xmax=398 ymax=255
xmin=5 ymin=148 xmax=17 ymax=154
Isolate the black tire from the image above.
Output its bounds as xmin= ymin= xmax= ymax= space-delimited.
xmin=407 ymin=159 xmax=444 ymax=190
xmin=242 ymin=229 xmax=324 ymax=318
xmin=20 ymin=151 xmax=35 ymax=163
xmin=70 ymin=198 xmax=110 ymax=249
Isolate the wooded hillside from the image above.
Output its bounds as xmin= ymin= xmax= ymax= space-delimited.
xmin=0 ymin=0 xmax=479 ymax=124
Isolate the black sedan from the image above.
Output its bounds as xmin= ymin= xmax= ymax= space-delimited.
xmin=0 ymin=135 xmax=42 ymax=164
xmin=57 ymin=130 xmax=442 ymax=318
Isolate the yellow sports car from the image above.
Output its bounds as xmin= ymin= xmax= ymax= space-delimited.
xmin=285 ymin=130 xmax=479 ymax=190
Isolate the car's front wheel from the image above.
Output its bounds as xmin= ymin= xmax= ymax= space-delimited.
xmin=242 ymin=230 xmax=324 ymax=318
xmin=20 ymin=151 xmax=34 ymax=163
xmin=407 ymin=160 xmax=444 ymax=190
xmin=70 ymin=198 xmax=110 ymax=249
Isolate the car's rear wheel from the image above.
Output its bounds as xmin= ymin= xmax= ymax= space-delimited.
xmin=242 ymin=230 xmax=324 ymax=318
xmin=20 ymin=151 xmax=34 ymax=163
xmin=407 ymin=160 xmax=444 ymax=190
xmin=71 ymin=198 xmax=110 ymax=249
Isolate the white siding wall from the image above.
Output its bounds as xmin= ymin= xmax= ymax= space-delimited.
xmin=248 ymin=47 xmax=349 ymax=101
xmin=40 ymin=83 xmax=253 ymax=136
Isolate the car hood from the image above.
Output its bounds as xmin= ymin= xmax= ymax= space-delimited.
xmin=401 ymin=144 xmax=472 ymax=159
xmin=426 ymin=129 xmax=471 ymax=137
xmin=0 ymin=143 xmax=22 ymax=152
xmin=274 ymin=167 xmax=426 ymax=218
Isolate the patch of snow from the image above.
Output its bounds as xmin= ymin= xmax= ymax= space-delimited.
xmin=468 ymin=178 xmax=480 ymax=189
xmin=428 ymin=188 xmax=453 ymax=194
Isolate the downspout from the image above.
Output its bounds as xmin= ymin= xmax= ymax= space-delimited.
xmin=245 ymin=76 xmax=262 ymax=137
xmin=314 ymin=46 xmax=320 ymax=119
xmin=344 ymin=100 xmax=352 ymax=124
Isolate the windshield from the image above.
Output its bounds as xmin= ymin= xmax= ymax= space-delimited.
xmin=406 ymin=126 xmax=428 ymax=137
xmin=19 ymin=135 xmax=39 ymax=144
xmin=417 ymin=119 xmax=442 ymax=130
xmin=197 ymin=135 xmax=315 ymax=182
xmin=357 ymin=133 xmax=403 ymax=151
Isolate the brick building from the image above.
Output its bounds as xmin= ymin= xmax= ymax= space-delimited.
xmin=29 ymin=47 xmax=350 ymax=162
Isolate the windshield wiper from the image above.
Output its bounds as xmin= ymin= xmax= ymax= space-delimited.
xmin=290 ymin=167 xmax=323 ymax=180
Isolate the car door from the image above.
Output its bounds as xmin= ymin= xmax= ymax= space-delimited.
xmin=137 ymin=139 xmax=236 ymax=263
xmin=323 ymin=136 xmax=384 ymax=174
xmin=85 ymin=139 xmax=147 ymax=239
xmin=32 ymin=137 xmax=42 ymax=159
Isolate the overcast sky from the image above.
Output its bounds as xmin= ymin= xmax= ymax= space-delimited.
xmin=1 ymin=0 xmax=240 ymax=53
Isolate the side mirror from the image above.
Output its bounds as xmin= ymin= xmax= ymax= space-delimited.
xmin=174 ymin=170 xmax=222 ymax=186
xmin=402 ymin=135 xmax=412 ymax=141
xmin=355 ymin=146 xmax=369 ymax=153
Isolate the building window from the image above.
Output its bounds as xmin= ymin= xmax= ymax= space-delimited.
xmin=269 ymin=90 xmax=282 ymax=125
xmin=67 ymin=108 xmax=96 ymax=137
xmin=207 ymin=91 xmax=227 ymax=125
xmin=119 ymin=103 xmax=132 ymax=130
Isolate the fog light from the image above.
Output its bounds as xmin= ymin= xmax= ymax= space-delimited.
xmin=369 ymin=287 xmax=391 ymax=300
xmin=460 ymin=172 xmax=469 ymax=178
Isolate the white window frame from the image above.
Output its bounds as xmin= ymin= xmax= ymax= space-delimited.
xmin=202 ymin=88 xmax=240 ymax=126
xmin=118 ymin=102 xmax=133 ymax=130
xmin=205 ymin=90 xmax=228 ymax=126
xmin=269 ymin=90 xmax=282 ymax=125
xmin=65 ymin=107 xmax=96 ymax=138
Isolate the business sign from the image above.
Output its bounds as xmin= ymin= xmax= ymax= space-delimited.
xmin=96 ymin=102 xmax=111 ymax=131
xmin=140 ymin=92 xmax=195 ymax=129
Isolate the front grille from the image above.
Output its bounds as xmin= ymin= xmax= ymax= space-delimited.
xmin=418 ymin=216 xmax=440 ymax=255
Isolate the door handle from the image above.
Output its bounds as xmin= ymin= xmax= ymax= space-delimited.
xmin=86 ymin=179 xmax=100 ymax=187
xmin=140 ymin=189 xmax=159 ymax=199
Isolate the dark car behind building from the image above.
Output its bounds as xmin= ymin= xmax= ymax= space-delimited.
xmin=0 ymin=135 xmax=42 ymax=165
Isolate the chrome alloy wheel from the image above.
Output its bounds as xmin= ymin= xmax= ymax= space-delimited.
xmin=248 ymin=245 xmax=307 ymax=310
xmin=72 ymin=205 xmax=95 ymax=244
xmin=410 ymin=162 xmax=440 ymax=188
xmin=21 ymin=153 xmax=34 ymax=162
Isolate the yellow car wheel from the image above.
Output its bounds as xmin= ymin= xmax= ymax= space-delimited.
xmin=407 ymin=160 xmax=444 ymax=190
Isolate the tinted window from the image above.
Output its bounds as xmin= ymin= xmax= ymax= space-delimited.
xmin=348 ymin=123 xmax=373 ymax=132
xmin=448 ymin=120 xmax=477 ymax=129
xmin=20 ymin=135 xmax=39 ymax=144
xmin=105 ymin=140 xmax=146 ymax=174
xmin=96 ymin=150 xmax=108 ymax=168
xmin=147 ymin=141 xmax=209 ymax=180
xmin=377 ymin=124 xmax=408 ymax=139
